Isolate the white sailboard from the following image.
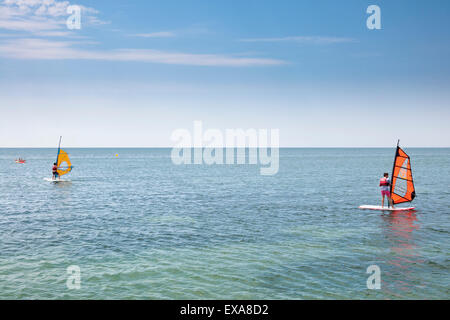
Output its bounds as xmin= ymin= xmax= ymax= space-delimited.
xmin=358 ymin=205 xmax=415 ymax=211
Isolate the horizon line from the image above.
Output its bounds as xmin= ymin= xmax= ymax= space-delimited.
xmin=1 ymin=146 xmax=449 ymax=149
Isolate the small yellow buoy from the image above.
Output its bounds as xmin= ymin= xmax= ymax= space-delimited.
xmin=115 ymin=154 xmax=119 ymax=157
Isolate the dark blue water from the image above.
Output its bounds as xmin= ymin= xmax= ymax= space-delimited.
xmin=0 ymin=148 xmax=448 ymax=299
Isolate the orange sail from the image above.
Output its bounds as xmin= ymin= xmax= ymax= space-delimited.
xmin=390 ymin=144 xmax=416 ymax=204
xmin=56 ymin=149 xmax=73 ymax=176
xmin=55 ymin=136 xmax=73 ymax=177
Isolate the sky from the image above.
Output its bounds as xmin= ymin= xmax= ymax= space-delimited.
xmin=0 ymin=0 xmax=449 ymax=147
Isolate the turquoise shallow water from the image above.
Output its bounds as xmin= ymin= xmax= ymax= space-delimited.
xmin=0 ymin=148 xmax=448 ymax=299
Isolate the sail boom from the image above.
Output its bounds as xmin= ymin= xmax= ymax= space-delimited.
xmin=393 ymin=177 xmax=414 ymax=182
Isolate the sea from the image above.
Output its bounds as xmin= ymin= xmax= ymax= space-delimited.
xmin=0 ymin=148 xmax=448 ymax=299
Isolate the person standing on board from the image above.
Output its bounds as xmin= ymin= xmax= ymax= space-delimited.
xmin=52 ymin=162 xmax=59 ymax=180
xmin=380 ymin=173 xmax=394 ymax=208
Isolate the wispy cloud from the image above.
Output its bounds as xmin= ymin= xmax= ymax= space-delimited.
xmin=0 ymin=17 xmax=62 ymax=31
xmin=0 ymin=38 xmax=286 ymax=66
xmin=240 ymin=36 xmax=356 ymax=44
xmin=131 ymin=31 xmax=176 ymax=38
xmin=0 ymin=0 xmax=106 ymax=34
xmin=0 ymin=3 xmax=284 ymax=67
xmin=129 ymin=25 xmax=211 ymax=39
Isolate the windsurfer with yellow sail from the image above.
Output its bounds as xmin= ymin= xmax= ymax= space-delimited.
xmin=49 ymin=136 xmax=73 ymax=181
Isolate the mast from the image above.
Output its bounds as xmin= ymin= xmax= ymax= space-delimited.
xmin=389 ymin=139 xmax=400 ymax=206
xmin=56 ymin=136 xmax=62 ymax=164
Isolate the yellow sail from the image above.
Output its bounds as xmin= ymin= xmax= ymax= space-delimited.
xmin=57 ymin=149 xmax=73 ymax=176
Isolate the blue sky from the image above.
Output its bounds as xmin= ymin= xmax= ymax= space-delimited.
xmin=0 ymin=0 xmax=449 ymax=147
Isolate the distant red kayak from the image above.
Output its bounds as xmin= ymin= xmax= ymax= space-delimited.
xmin=15 ymin=159 xmax=26 ymax=164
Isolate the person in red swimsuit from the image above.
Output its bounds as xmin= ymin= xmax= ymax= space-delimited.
xmin=52 ymin=162 xmax=59 ymax=180
xmin=380 ymin=172 xmax=394 ymax=208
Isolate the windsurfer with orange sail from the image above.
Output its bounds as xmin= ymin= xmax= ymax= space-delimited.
xmin=381 ymin=140 xmax=416 ymax=208
xmin=359 ymin=140 xmax=416 ymax=211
